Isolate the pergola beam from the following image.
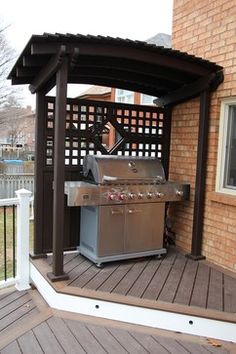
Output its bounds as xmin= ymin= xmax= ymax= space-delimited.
xmin=68 ymin=76 xmax=163 ymax=97
xmin=29 ymin=45 xmax=66 ymax=94
xmin=21 ymin=54 xmax=193 ymax=86
xmin=154 ymin=71 xmax=224 ymax=107
xmin=30 ymin=42 xmax=212 ymax=76
xmin=72 ymin=56 xmax=190 ymax=84
xmin=23 ymin=55 xmax=49 ymax=67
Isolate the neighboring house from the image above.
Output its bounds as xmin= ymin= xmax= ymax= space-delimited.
xmin=169 ymin=0 xmax=236 ymax=271
xmin=77 ymin=86 xmax=112 ymax=101
xmin=146 ymin=32 xmax=171 ymax=48
xmin=0 ymin=106 xmax=35 ymax=157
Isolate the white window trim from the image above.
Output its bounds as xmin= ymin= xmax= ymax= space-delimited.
xmin=216 ymin=97 xmax=236 ymax=195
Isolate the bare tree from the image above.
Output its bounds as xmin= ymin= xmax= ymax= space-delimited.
xmin=0 ymin=102 xmax=30 ymax=146
xmin=0 ymin=24 xmax=21 ymax=109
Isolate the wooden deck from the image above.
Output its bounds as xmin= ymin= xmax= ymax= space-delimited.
xmin=32 ymin=248 xmax=236 ymax=323
xmin=0 ymin=287 xmax=235 ymax=353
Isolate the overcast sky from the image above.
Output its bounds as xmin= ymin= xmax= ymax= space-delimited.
xmin=1 ymin=0 xmax=173 ymax=108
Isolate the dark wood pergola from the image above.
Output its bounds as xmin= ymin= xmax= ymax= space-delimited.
xmin=8 ymin=33 xmax=223 ymax=280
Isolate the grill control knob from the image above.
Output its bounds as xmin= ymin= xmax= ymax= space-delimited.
xmin=176 ymin=190 xmax=184 ymax=197
xmin=156 ymin=192 xmax=165 ymax=198
xmin=138 ymin=192 xmax=144 ymax=199
xmin=109 ymin=193 xmax=117 ymax=201
xmin=147 ymin=192 xmax=153 ymax=199
xmin=119 ymin=193 xmax=128 ymax=201
xmin=128 ymin=192 xmax=137 ymax=200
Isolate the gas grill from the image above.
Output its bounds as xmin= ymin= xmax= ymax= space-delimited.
xmin=65 ymin=155 xmax=189 ymax=266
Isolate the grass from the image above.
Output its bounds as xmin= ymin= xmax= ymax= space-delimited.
xmin=0 ymin=206 xmax=34 ymax=281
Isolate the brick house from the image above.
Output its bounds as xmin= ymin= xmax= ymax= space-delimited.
xmin=169 ymin=0 xmax=236 ymax=271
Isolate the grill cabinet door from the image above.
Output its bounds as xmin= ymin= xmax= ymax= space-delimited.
xmin=97 ymin=205 xmax=125 ymax=256
xmin=125 ymin=203 xmax=165 ymax=253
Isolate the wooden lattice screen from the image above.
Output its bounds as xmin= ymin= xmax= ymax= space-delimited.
xmin=40 ymin=97 xmax=171 ymax=252
xmin=45 ymin=97 xmax=168 ymax=171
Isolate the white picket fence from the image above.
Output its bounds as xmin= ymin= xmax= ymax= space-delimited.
xmin=0 ymin=189 xmax=32 ymax=290
xmin=0 ymin=174 xmax=34 ymax=199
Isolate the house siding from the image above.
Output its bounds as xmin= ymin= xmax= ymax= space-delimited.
xmin=171 ymin=0 xmax=236 ymax=271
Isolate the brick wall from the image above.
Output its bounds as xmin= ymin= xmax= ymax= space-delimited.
xmin=171 ymin=0 xmax=236 ymax=271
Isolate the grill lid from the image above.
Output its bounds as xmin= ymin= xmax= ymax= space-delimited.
xmin=83 ymin=155 xmax=166 ymax=184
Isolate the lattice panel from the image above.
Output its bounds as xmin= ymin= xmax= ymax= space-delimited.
xmin=45 ymin=97 xmax=166 ymax=171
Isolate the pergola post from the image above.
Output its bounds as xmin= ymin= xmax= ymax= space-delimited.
xmin=187 ymin=89 xmax=211 ymax=260
xmin=31 ymin=91 xmax=47 ymax=258
xmin=161 ymin=107 xmax=172 ymax=178
xmin=47 ymin=56 xmax=69 ymax=281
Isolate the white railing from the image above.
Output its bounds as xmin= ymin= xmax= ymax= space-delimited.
xmin=0 ymin=189 xmax=32 ymax=290
xmin=0 ymin=174 xmax=34 ymax=199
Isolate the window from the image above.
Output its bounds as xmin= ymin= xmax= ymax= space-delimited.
xmin=216 ymin=98 xmax=236 ymax=194
xmin=141 ymin=94 xmax=156 ymax=105
xmin=115 ymin=89 xmax=134 ymax=103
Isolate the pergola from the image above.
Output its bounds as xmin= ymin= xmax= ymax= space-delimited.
xmin=8 ymin=33 xmax=223 ymax=281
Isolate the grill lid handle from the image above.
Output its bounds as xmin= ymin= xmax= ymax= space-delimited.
xmin=103 ymin=175 xmax=118 ymax=182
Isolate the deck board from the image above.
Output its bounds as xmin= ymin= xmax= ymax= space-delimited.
xmin=177 ymin=340 xmax=214 ymax=354
xmin=1 ymin=341 xmax=22 ymax=354
xmin=190 ymin=263 xmax=210 ymax=308
xmin=127 ymin=258 xmax=162 ymax=298
xmin=0 ymin=288 xmax=16 ymax=301
xmin=84 ymin=263 xmax=120 ymax=290
xmin=130 ymin=331 xmax=170 ymax=353
xmin=86 ymin=324 xmax=128 ymax=353
xmin=174 ymin=259 xmax=198 ymax=306
xmin=17 ymin=330 xmax=44 ymax=354
xmin=112 ymin=259 xmax=149 ymax=295
xmin=158 ymin=254 xmax=187 ymax=303
xmin=97 ymin=260 xmax=135 ymax=292
xmin=0 ymin=293 xmax=37 ymax=333
xmin=32 ymin=322 xmax=65 ymax=354
xmin=64 ymin=255 xmax=87 ymax=274
xmin=47 ymin=317 xmax=85 ymax=353
xmin=108 ymin=327 xmax=149 ymax=353
xmin=64 ymin=319 xmax=106 ymax=354
xmin=177 ymin=340 xmax=229 ymax=354
xmin=0 ymin=292 xmax=31 ymax=320
xmin=224 ymin=274 xmax=236 ymax=313
xmin=0 ymin=290 xmax=28 ymax=310
xmin=142 ymin=252 xmax=177 ymax=300
xmin=207 ymin=268 xmax=223 ymax=311
xmin=70 ymin=263 xmax=102 ymax=288
xmin=154 ymin=336 xmax=190 ymax=354
xmin=67 ymin=258 xmax=94 ymax=285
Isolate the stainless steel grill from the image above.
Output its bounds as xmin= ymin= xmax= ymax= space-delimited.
xmin=65 ymin=155 xmax=189 ymax=266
